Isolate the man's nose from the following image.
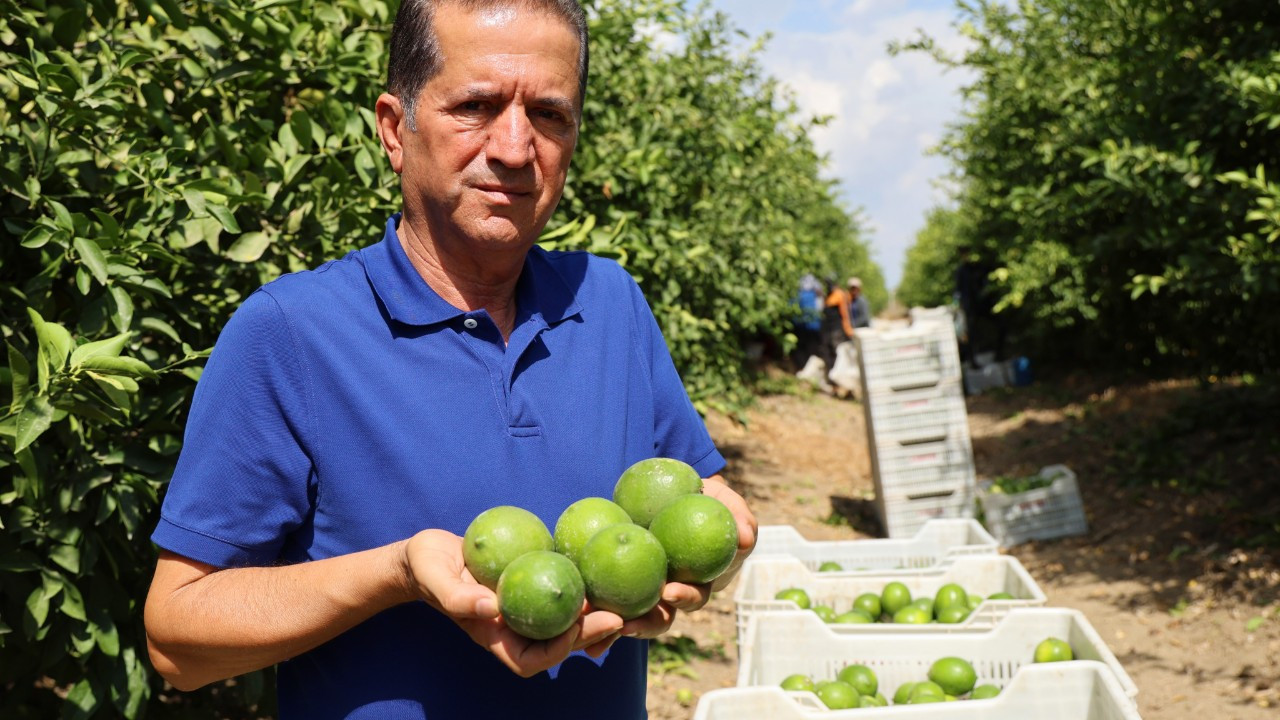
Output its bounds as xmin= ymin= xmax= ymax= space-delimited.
xmin=486 ymin=104 xmax=535 ymax=169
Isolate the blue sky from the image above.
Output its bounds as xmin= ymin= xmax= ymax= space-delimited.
xmin=708 ymin=0 xmax=973 ymax=290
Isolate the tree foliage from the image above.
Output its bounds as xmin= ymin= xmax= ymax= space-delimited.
xmin=0 ymin=0 xmax=877 ymax=716
xmin=896 ymin=205 xmax=970 ymax=309
xmin=901 ymin=0 xmax=1280 ymax=373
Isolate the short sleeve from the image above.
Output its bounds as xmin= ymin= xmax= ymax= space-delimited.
xmin=152 ymin=289 xmax=315 ymax=568
xmin=625 ymin=278 xmax=727 ymax=479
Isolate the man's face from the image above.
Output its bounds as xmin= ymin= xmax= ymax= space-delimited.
xmin=399 ymin=3 xmax=580 ymax=251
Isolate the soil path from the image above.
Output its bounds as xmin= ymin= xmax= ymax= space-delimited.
xmin=646 ymin=383 xmax=1279 ymax=719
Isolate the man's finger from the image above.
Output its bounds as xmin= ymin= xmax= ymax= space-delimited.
xmin=489 ymin=624 xmax=580 ymax=678
xmin=575 ymin=609 xmax=624 ymax=650
xmin=621 ymin=602 xmax=677 ymax=639
xmin=661 ymin=581 xmax=711 ymax=611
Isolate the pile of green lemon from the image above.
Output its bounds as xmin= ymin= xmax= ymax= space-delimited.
xmin=772 ymin=581 xmax=1016 ymax=625
xmin=462 ymin=458 xmax=739 ymax=640
xmin=779 ymin=637 xmax=1076 ymax=708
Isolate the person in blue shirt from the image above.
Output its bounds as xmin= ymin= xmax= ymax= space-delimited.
xmin=142 ymin=2 xmax=757 ymax=718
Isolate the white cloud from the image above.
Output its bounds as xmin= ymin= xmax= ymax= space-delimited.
xmin=713 ymin=1 xmax=975 ymax=289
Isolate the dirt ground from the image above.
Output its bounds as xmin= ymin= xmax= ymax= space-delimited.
xmin=646 ymin=377 xmax=1280 ymax=719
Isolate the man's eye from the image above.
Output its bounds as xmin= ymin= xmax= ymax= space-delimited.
xmin=534 ymin=109 xmax=567 ymax=123
xmin=459 ymin=101 xmax=487 ymax=112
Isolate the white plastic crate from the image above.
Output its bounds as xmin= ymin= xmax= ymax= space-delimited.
xmin=748 ymin=519 xmax=997 ymax=574
xmin=978 ymin=464 xmax=1088 ymax=547
xmin=856 ymin=326 xmax=963 ymax=394
xmin=878 ymin=485 xmax=976 ymax=539
xmin=737 ymin=608 xmax=1138 ymax=702
xmin=874 ymin=461 xmax=975 ymax=503
xmin=865 ymin=382 xmax=969 ymax=447
xmin=873 ymin=434 xmax=974 ymax=478
xmin=732 ymin=555 xmax=1045 ymax=646
xmin=694 ymin=662 xmax=1142 ymax=720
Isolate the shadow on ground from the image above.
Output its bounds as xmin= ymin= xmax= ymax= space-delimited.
xmin=966 ymin=376 xmax=1280 ymax=614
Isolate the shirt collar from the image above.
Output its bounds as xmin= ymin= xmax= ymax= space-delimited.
xmin=363 ymin=214 xmax=582 ymax=328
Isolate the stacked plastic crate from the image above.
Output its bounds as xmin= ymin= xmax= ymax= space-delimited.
xmin=856 ymin=322 xmax=975 ymax=538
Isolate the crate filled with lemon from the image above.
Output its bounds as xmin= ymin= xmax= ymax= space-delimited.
xmin=732 ymin=554 xmax=1046 ymax=647
xmin=693 ymin=661 xmax=1142 ymax=719
xmin=977 ymin=464 xmax=1087 ymax=547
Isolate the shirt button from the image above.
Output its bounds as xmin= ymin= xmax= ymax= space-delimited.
xmin=463 ymin=318 xmax=478 ymax=329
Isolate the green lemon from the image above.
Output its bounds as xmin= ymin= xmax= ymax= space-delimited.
xmin=871 ymin=692 xmax=888 ymax=706
xmin=648 ymin=494 xmax=738 ymax=584
xmin=892 ymin=682 xmax=918 ymax=704
xmin=578 ymin=523 xmax=668 ymax=619
xmin=908 ymin=681 xmax=946 ymax=704
xmin=936 ymin=605 xmax=971 ymax=624
xmin=966 ymin=593 xmax=984 ymax=611
xmin=833 ymin=608 xmax=875 ymax=624
xmin=463 ymin=506 xmax=554 ymax=590
xmin=819 ymin=561 xmax=844 ymax=572
xmin=496 ymin=551 xmax=584 ymax=640
xmin=909 ymin=597 xmax=935 ymax=618
xmin=893 ymin=604 xmax=933 ymax=624
xmin=836 ymin=664 xmax=877 ymax=696
xmin=934 ymin=583 xmax=968 ymax=611
xmin=812 ymin=604 xmax=836 ymax=623
xmin=554 ymin=497 xmax=632 ymax=567
xmin=1034 ymin=636 xmax=1074 ymax=662
xmin=987 ymin=591 xmax=1015 ymax=600
xmin=928 ymin=656 xmax=977 ymax=696
xmin=815 ymin=679 xmax=860 ymax=709
xmin=780 ymin=674 xmax=815 ymax=692
xmin=612 ymin=457 xmax=703 ymax=528
xmin=853 ymin=592 xmax=882 ymax=619
xmin=971 ymin=684 xmax=1001 ymax=699
xmin=858 ymin=694 xmax=879 ymax=708
xmin=774 ymin=587 xmax=811 ymax=609
xmin=880 ymin=581 xmax=912 ymax=616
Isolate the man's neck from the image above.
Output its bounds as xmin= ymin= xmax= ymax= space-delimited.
xmin=395 ymin=214 xmax=526 ymax=342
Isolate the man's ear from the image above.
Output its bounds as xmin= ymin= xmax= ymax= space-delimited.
xmin=375 ymin=93 xmax=408 ymax=175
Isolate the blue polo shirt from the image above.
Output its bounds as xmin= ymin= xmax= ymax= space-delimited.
xmin=152 ymin=215 xmax=725 ymax=719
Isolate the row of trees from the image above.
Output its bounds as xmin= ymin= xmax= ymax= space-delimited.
xmin=898 ymin=0 xmax=1280 ymax=375
xmin=0 ymin=0 xmax=880 ymax=715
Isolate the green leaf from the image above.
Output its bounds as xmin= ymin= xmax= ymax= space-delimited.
xmin=1246 ymin=616 xmax=1265 ymax=632
xmin=140 ymin=317 xmax=183 ymax=343
xmin=15 ymin=396 xmax=55 ymax=452
xmin=28 ymin=308 xmax=74 ymax=376
xmin=79 ymin=356 xmax=155 ymax=378
xmin=25 ymin=584 xmax=53 ymax=627
xmin=226 ymin=231 xmax=272 ymax=262
xmin=91 ymin=608 xmax=120 ymax=657
xmin=92 ymin=210 xmax=120 ymax=243
xmin=70 ymin=333 xmax=130 ymax=367
xmin=109 ymin=286 xmax=134 ymax=331
xmin=50 ymin=543 xmax=81 ymax=574
xmin=207 ymin=204 xmax=242 ymax=233
xmin=353 ymin=147 xmax=376 ymax=187
xmin=182 ymin=186 xmax=208 ymax=217
xmin=7 ymin=343 xmax=31 ymax=412
xmin=64 ymin=678 xmax=97 ymax=718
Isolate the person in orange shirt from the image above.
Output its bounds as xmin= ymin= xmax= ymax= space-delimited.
xmin=818 ymin=275 xmax=854 ymax=375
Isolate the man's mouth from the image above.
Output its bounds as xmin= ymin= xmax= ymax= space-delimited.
xmin=473 ymin=184 xmax=534 ymax=203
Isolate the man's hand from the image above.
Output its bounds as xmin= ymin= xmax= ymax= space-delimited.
xmin=402 ymin=529 xmax=624 ymax=677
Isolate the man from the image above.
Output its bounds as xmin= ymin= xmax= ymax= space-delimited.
xmin=143 ymin=2 xmax=756 ymax=718
xmin=847 ymin=277 xmax=871 ymax=330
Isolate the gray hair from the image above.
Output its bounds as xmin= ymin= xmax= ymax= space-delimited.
xmin=387 ymin=0 xmax=589 ymax=129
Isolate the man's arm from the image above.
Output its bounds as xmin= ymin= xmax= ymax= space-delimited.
xmin=145 ymin=530 xmax=626 ymax=689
